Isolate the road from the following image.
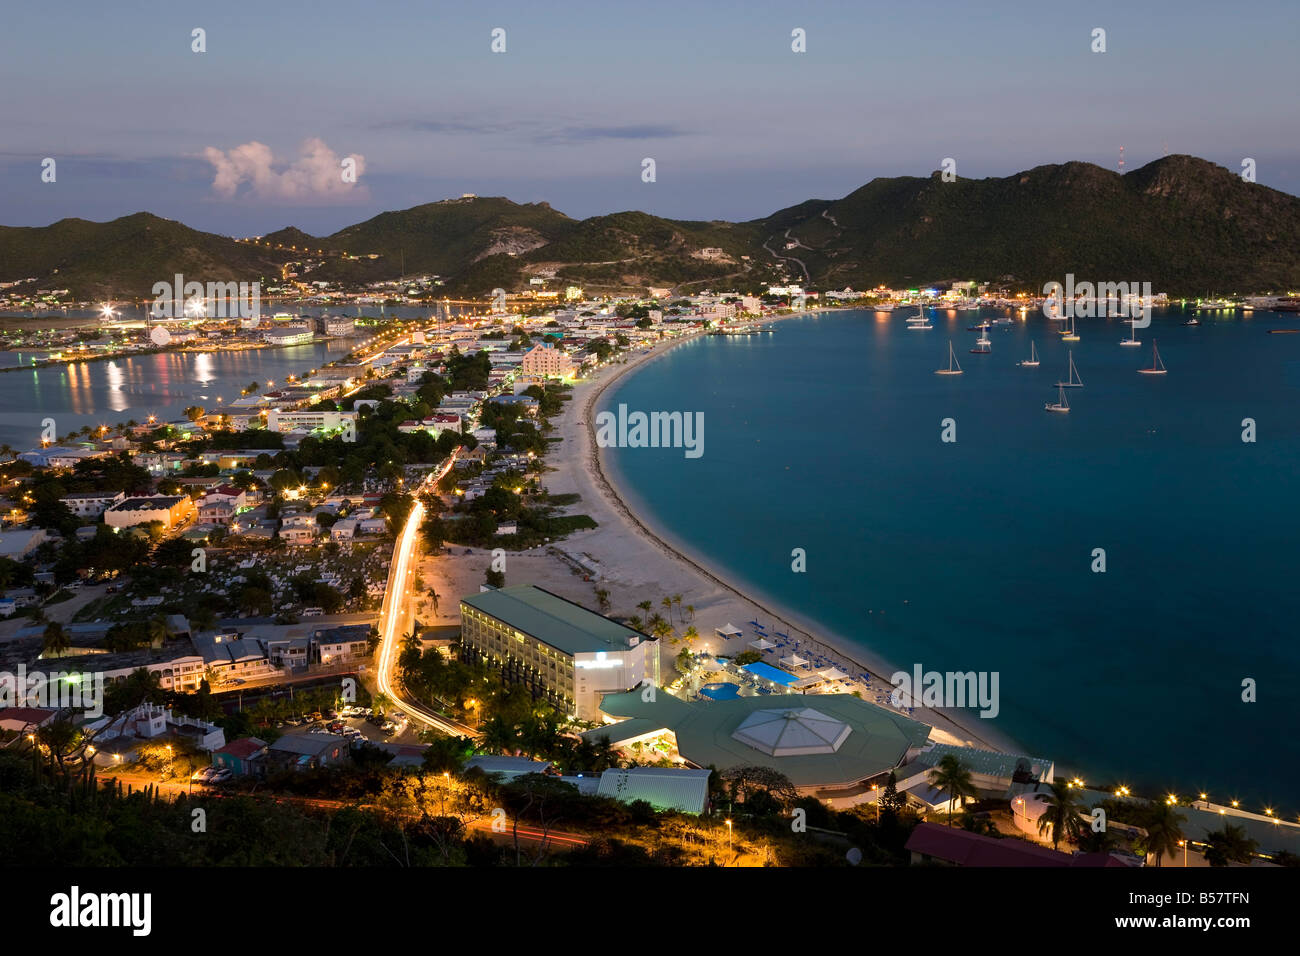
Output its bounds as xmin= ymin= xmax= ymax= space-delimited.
xmin=374 ymin=454 xmax=477 ymax=738
xmin=98 ymin=771 xmax=589 ymax=849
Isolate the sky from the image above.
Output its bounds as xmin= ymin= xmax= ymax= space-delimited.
xmin=2 ymin=0 xmax=1297 ymax=236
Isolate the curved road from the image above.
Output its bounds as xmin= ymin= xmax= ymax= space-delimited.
xmin=374 ymin=457 xmax=477 ymax=739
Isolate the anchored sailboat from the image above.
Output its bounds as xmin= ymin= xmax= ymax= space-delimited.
xmin=935 ymin=340 xmax=963 ymax=375
xmin=1055 ymin=349 xmax=1083 ymax=388
xmin=1045 ymin=383 xmax=1070 ymax=413
xmin=906 ymin=305 xmax=932 ymax=330
xmin=1138 ymin=339 xmax=1168 ymax=375
xmin=969 ymin=330 xmax=991 ymax=354
xmin=1060 ymin=313 xmax=1080 ymax=341
xmin=1120 ymin=315 xmax=1141 ymax=346
xmin=1019 ymin=340 xmax=1040 ymax=367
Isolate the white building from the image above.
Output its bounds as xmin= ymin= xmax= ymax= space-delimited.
xmin=60 ymin=490 xmax=127 ymax=518
xmin=265 ymin=409 xmax=358 ymax=435
xmin=459 ymin=585 xmax=658 ymax=721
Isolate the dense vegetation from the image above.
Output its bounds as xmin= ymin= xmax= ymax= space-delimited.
xmin=9 ymin=156 xmax=1292 ymax=298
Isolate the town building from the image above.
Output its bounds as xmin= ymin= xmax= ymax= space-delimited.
xmin=459 ymin=585 xmax=658 ymax=721
xmin=60 ymin=490 xmax=126 ymax=518
xmin=520 ymin=343 xmax=578 ymax=379
xmin=267 ymin=733 xmax=350 ymax=771
xmin=103 ymin=495 xmax=195 ymax=531
xmin=265 ymin=409 xmax=358 ymax=435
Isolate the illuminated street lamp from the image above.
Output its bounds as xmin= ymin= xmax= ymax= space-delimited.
xmin=725 ymin=819 xmax=732 ymax=863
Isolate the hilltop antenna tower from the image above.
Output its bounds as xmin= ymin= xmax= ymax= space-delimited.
xmin=1118 ymin=145 xmax=1125 ymax=173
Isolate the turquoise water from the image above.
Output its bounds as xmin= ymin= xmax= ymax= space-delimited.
xmin=604 ymin=308 xmax=1300 ymax=811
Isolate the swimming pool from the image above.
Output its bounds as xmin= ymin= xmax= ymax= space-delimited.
xmin=740 ymin=662 xmax=798 ymax=686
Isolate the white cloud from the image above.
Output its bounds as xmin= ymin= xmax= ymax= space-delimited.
xmin=202 ymin=138 xmax=366 ymax=201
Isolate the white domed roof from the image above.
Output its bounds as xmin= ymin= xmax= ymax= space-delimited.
xmin=731 ymin=707 xmax=852 ymax=757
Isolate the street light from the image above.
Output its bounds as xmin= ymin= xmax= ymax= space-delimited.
xmin=725 ymin=818 xmax=732 ymax=864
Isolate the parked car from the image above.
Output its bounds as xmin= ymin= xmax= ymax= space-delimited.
xmin=210 ymin=769 xmax=234 ymax=783
xmin=193 ymin=766 xmax=217 ymax=783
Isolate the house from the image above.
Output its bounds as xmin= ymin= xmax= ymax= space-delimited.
xmin=211 ymin=736 xmax=268 ymax=776
xmin=59 ymin=490 xmax=126 ymax=518
xmin=267 ymin=733 xmax=349 ymax=771
xmin=197 ymin=485 xmax=249 ymax=525
xmin=311 ymin=624 xmax=371 ymax=665
xmin=0 ymin=706 xmax=59 ymax=733
xmin=329 ymin=518 xmax=358 ymax=540
xmin=279 ymin=514 xmax=318 ymax=545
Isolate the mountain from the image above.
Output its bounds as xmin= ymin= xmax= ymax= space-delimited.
xmin=3 ymin=156 xmax=1297 ymax=299
xmin=758 ymin=155 xmax=1300 ymax=293
xmin=0 ymin=212 xmax=289 ymax=300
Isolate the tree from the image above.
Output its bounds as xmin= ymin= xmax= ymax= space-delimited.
xmin=1138 ymin=801 xmax=1187 ymax=867
xmin=1034 ymin=781 xmax=1087 ymax=850
xmin=1204 ymin=823 xmax=1257 ymax=867
xmin=682 ymin=625 xmax=699 ymax=646
xmin=184 ymin=406 xmax=206 ymax=423
xmin=927 ymin=753 xmax=977 ymax=824
xmin=42 ymin=621 xmax=71 ymax=657
xmin=485 ymin=568 xmax=505 ymax=589
xmin=594 ymin=588 xmax=610 ymax=614
xmin=479 ymin=715 xmax=517 ymax=755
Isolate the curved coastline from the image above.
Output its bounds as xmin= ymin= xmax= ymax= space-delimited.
xmin=571 ymin=313 xmax=1022 ymax=756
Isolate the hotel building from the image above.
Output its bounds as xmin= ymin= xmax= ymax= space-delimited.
xmin=459 ymin=585 xmax=658 ymax=720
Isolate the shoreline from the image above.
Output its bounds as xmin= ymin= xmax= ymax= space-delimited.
xmin=553 ymin=312 xmax=1024 ymax=755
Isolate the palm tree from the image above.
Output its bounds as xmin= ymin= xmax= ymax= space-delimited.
xmin=145 ymin=614 xmax=168 ymax=647
xmin=1034 ymin=781 xmax=1087 ymax=850
xmin=672 ymin=594 xmax=683 ymax=621
xmin=685 ymin=604 xmax=695 ymax=623
xmin=1204 ymin=823 xmax=1258 ymax=867
xmin=637 ymin=600 xmax=652 ymax=617
xmin=661 ymin=596 xmax=674 ymax=624
xmin=627 ymin=615 xmax=644 ymax=632
xmin=683 ymin=625 xmax=700 ymax=646
xmin=1140 ymin=802 xmax=1187 ymax=867
xmin=594 ymin=588 xmax=610 ymax=614
xmin=926 ymin=754 xmax=977 ymax=824
xmin=651 ymin=619 xmax=674 ymax=643
xmin=428 ymin=589 xmax=440 ymax=616
xmin=42 ymin=621 xmax=71 ymax=658
xmin=479 ymin=716 xmax=517 ymax=755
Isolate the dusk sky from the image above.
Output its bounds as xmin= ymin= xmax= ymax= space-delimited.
xmin=3 ymin=0 xmax=1297 ymax=236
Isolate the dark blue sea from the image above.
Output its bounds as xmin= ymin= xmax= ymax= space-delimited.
xmin=604 ymin=307 xmax=1300 ymax=813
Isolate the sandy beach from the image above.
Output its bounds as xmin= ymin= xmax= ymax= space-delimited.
xmin=420 ymin=314 xmax=1024 ymax=754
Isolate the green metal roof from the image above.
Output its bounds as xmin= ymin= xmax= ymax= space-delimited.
xmin=461 ymin=585 xmax=651 ymax=656
xmin=586 ymin=690 xmax=932 ymax=790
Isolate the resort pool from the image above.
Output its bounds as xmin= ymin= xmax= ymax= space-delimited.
xmin=700 ymin=682 xmax=740 ymax=700
xmin=740 ymin=662 xmax=798 ymax=686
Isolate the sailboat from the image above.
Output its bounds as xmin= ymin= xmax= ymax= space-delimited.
xmin=1055 ymin=349 xmax=1083 ymax=388
xmin=969 ymin=330 xmax=992 ymax=354
xmin=906 ymin=305 xmax=932 ymax=330
xmin=1120 ymin=315 xmax=1141 ymax=346
xmin=1045 ymin=383 xmax=1070 ymax=413
xmin=1019 ymin=341 xmax=1040 ymax=367
xmin=935 ymin=340 xmax=963 ymax=375
xmin=1060 ymin=313 xmax=1080 ymax=341
xmin=1138 ymin=339 xmax=1168 ymax=375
